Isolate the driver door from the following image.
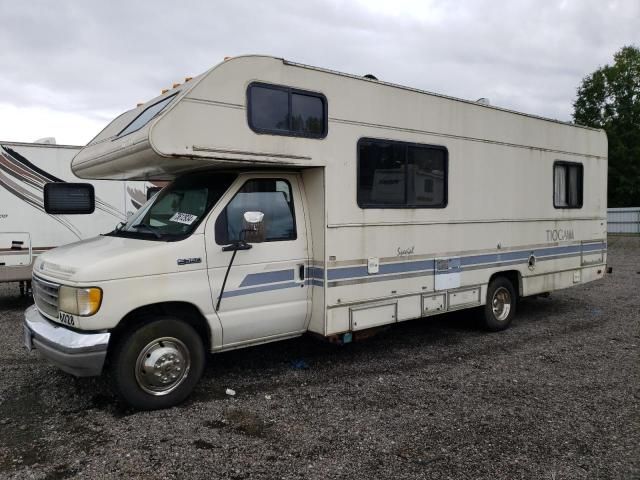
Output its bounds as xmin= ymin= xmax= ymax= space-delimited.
xmin=205 ymin=173 xmax=310 ymax=347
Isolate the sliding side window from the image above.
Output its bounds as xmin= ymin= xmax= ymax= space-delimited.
xmin=247 ymin=83 xmax=327 ymax=138
xmin=357 ymin=138 xmax=448 ymax=208
xmin=554 ymin=162 xmax=583 ymax=208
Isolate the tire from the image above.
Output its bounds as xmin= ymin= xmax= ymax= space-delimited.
xmin=111 ymin=317 xmax=206 ymax=410
xmin=482 ymin=276 xmax=517 ymax=331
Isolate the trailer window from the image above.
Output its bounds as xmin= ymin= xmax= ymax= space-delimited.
xmin=248 ymin=83 xmax=327 ymax=138
xmin=554 ymin=162 xmax=583 ymax=208
xmin=358 ymin=138 xmax=448 ymax=208
xmin=216 ymin=179 xmax=296 ymax=244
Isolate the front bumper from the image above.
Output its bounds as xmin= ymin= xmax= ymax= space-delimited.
xmin=23 ymin=305 xmax=110 ymax=377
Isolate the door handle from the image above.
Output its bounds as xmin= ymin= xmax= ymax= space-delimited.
xmin=299 ymin=264 xmax=305 ymax=281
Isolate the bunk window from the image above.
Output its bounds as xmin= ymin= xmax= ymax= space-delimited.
xmin=118 ymin=93 xmax=177 ymax=137
xmin=247 ymin=83 xmax=327 ymax=138
xmin=357 ymin=138 xmax=448 ymax=208
xmin=554 ymin=162 xmax=583 ymax=208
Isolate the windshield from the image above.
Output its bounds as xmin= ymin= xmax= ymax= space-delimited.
xmin=108 ymin=172 xmax=237 ymax=241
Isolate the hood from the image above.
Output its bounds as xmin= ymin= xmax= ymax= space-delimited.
xmin=34 ymin=234 xmax=206 ymax=283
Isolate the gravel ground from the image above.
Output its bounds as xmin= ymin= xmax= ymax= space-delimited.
xmin=0 ymin=236 xmax=638 ymax=480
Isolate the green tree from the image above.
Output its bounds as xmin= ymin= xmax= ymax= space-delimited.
xmin=573 ymin=45 xmax=640 ymax=207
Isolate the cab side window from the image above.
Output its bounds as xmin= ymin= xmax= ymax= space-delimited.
xmin=215 ymin=179 xmax=296 ymax=244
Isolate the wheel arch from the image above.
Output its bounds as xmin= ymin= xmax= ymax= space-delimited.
xmin=488 ymin=270 xmax=522 ymax=297
xmin=108 ymin=301 xmax=212 ymax=356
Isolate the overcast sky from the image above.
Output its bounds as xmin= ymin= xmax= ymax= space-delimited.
xmin=0 ymin=0 xmax=638 ymax=146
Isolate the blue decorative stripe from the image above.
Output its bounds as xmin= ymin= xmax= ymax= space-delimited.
xmin=223 ymin=241 xmax=607 ymax=297
xmin=239 ymin=269 xmax=294 ymax=287
xmin=222 ymin=278 xmax=324 ymax=298
xmin=223 ymin=281 xmax=300 ymax=298
xmin=327 ymin=265 xmax=368 ymax=281
xmin=327 ymin=242 xmax=606 ymax=281
xmin=380 ymin=259 xmax=434 ymax=275
xmin=582 ymin=242 xmax=606 ymax=252
xmin=307 ymin=266 xmax=325 ymax=279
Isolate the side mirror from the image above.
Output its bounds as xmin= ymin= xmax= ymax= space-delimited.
xmin=242 ymin=211 xmax=265 ymax=243
xmin=44 ymin=183 xmax=95 ymax=214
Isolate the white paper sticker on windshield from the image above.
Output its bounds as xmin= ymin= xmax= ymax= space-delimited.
xmin=169 ymin=212 xmax=197 ymax=225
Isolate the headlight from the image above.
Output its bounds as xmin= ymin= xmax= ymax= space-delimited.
xmin=59 ymin=286 xmax=103 ymax=316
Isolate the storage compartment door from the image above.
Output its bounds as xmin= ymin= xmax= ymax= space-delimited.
xmin=350 ymin=303 xmax=397 ymax=331
xmin=0 ymin=233 xmax=31 ymax=267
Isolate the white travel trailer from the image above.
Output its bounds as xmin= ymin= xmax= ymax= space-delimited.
xmin=0 ymin=140 xmax=155 ymax=293
xmin=23 ymin=56 xmax=608 ymax=409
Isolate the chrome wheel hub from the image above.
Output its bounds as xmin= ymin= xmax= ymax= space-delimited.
xmin=492 ymin=287 xmax=512 ymax=321
xmin=135 ymin=337 xmax=190 ymax=396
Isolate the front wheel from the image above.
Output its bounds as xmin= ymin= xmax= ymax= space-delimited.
xmin=111 ymin=317 xmax=205 ymax=410
xmin=482 ymin=277 xmax=517 ymax=331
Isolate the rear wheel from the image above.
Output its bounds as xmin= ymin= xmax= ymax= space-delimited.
xmin=111 ymin=317 xmax=205 ymax=410
xmin=482 ymin=276 xmax=517 ymax=331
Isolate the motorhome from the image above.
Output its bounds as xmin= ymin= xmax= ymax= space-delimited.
xmin=0 ymin=140 xmax=156 ymax=293
xmin=23 ymin=56 xmax=608 ymax=410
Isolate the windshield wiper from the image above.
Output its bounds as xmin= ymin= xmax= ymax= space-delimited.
xmin=103 ymin=221 xmax=126 ymax=236
xmin=132 ymin=223 xmax=162 ymax=239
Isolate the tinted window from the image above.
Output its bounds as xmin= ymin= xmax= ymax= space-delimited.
xmin=407 ymin=146 xmax=447 ymax=206
xmin=248 ymin=83 xmax=327 ymax=138
xmin=216 ymin=179 xmax=296 ymax=244
xmin=554 ymin=162 xmax=583 ymax=208
xmin=358 ymin=138 xmax=448 ymax=208
xmin=118 ymin=94 xmax=177 ymax=137
xmin=292 ymin=93 xmax=324 ymax=135
xmin=249 ymin=87 xmax=289 ymax=131
xmin=358 ymin=141 xmax=406 ymax=206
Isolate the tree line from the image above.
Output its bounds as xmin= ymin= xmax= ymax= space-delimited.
xmin=573 ymin=45 xmax=639 ymax=207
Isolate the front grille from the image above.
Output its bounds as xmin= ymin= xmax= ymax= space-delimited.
xmin=32 ymin=274 xmax=60 ymax=320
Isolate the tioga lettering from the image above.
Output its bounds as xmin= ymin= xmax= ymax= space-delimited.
xmin=546 ymin=229 xmax=575 ymax=241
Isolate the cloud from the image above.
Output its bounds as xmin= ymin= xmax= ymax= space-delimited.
xmin=0 ymin=0 xmax=637 ymax=144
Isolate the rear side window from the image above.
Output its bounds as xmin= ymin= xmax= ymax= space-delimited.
xmin=357 ymin=138 xmax=448 ymax=208
xmin=248 ymin=83 xmax=327 ymax=138
xmin=215 ymin=179 xmax=297 ymax=244
xmin=554 ymin=162 xmax=583 ymax=208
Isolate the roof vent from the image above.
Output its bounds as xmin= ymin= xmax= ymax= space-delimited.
xmin=35 ymin=137 xmax=56 ymax=145
xmin=476 ymin=98 xmax=491 ymax=106
xmin=363 ymin=74 xmax=378 ymax=80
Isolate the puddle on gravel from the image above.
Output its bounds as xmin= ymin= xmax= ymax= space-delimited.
xmin=193 ymin=439 xmax=216 ymax=450
xmin=201 ymin=409 xmax=267 ymax=439
xmin=225 ymin=408 xmax=266 ymax=438
xmin=42 ymin=463 xmax=79 ymax=480
xmin=204 ymin=420 xmax=227 ymax=429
